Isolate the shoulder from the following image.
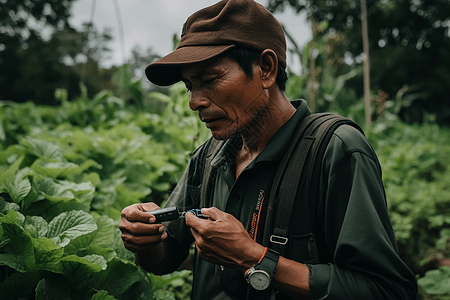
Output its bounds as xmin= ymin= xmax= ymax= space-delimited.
xmin=322 ymin=124 xmax=381 ymax=174
xmin=327 ymin=124 xmax=377 ymax=160
xmin=188 ymin=137 xmax=226 ymax=178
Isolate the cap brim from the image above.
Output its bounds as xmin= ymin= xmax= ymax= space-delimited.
xmin=145 ymin=44 xmax=236 ymax=86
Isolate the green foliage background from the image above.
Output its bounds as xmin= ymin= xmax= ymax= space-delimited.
xmin=1 ymin=1 xmax=450 ymax=298
xmin=0 ymin=64 xmax=449 ymax=299
xmin=0 ymin=0 xmax=450 ymax=300
xmin=0 ymin=68 xmax=206 ymax=299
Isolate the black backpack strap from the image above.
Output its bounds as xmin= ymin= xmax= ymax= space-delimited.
xmin=200 ymin=137 xmax=225 ymax=208
xmin=263 ymin=113 xmax=363 ymax=259
xmin=302 ymin=115 xmax=363 ymax=263
xmin=262 ymin=113 xmax=324 ymax=249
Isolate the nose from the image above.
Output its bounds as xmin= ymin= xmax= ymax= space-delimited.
xmin=188 ymin=88 xmax=210 ymax=111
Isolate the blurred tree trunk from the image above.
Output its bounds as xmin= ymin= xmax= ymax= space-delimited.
xmin=361 ymin=0 xmax=371 ymax=126
xmin=309 ymin=0 xmax=318 ymax=113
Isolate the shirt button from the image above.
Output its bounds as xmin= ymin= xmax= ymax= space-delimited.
xmin=235 ymin=195 xmax=240 ymax=201
xmin=221 ymin=165 xmax=227 ymax=171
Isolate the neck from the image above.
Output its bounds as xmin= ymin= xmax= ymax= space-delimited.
xmin=236 ymin=92 xmax=295 ymax=171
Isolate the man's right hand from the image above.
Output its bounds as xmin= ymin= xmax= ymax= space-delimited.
xmin=119 ymin=202 xmax=168 ymax=253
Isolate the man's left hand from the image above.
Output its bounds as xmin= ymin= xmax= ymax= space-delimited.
xmin=185 ymin=207 xmax=265 ymax=273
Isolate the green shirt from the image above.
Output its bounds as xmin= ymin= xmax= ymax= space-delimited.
xmin=161 ymin=100 xmax=417 ymax=299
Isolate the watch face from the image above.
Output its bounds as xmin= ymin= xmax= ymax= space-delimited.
xmin=249 ymin=270 xmax=271 ymax=290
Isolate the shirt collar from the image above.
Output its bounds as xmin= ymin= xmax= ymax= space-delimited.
xmin=255 ymin=99 xmax=310 ymax=163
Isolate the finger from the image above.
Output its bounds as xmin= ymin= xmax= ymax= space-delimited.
xmin=185 ymin=211 xmax=202 ymax=228
xmin=190 ymin=231 xmax=221 ymax=265
xmin=190 ymin=227 xmax=199 ymax=237
xmin=121 ymin=203 xmax=160 ymax=223
xmin=200 ymin=207 xmax=222 ymax=221
xmin=185 ymin=211 xmax=214 ymax=231
xmin=121 ymin=231 xmax=167 ymax=246
xmin=122 ymin=231 xmax=168 ymax=253
xmin=122 ymin=230 xmax=168 ymax=244
xmin=119 ymin=218 xmax=165 ymax=236
xmin=190 ymin=228 xmax=203 ymax=252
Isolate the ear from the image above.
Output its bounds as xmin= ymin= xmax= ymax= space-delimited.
xmin=257 ymin=49 xmax=278 ymax=90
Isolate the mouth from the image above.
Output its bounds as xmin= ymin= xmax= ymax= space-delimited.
xmin=202 ymin=118 xmax=223 ymax=127
xmin=199 ymin=111 xmax=225 ymax=128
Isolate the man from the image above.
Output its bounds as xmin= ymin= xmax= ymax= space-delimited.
xmin=119 ymin=0 xmax=418 ymax=299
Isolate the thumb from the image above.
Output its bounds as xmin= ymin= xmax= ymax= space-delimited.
xmin=200 ymin=207 xmax=222 ymax=221
xmin=185 ymin=211 xmax=203 ymax=229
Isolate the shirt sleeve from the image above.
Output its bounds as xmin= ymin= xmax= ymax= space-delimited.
xmin=159 ymin=140 xmax=210 ymax=274
xmin=308 ymin=125 xmax=418 ymax=300
xmin=158 ymin=164 xmax=195 ymax=274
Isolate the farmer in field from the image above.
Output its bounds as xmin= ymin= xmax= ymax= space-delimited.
xmin=119 ymin=0 xmax=417 ymax=299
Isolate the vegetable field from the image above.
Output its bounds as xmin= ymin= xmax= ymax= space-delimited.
xmin=1 ymin=70 xmax=450 ymax=299
xmin=0 ymin=75 xmax=203 ymax=299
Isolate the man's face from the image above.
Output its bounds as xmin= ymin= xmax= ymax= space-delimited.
xmin=181 ymin=56 xmax=269 ymax=140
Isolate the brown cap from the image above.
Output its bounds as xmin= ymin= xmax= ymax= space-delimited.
xmin=145 ymin=0 xmax=286 ymax=86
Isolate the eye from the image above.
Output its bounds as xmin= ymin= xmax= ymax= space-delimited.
xmin=201 ymin=77 xmax=218 ymax=88
xmin=203 ymin=77 xmax=216 ymax=84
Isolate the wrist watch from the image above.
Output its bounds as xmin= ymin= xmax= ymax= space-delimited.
xmin=244 ymin=248 xmax=280 ymax=290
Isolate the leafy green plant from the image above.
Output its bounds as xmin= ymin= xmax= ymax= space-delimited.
xmin=149 ymin=270 xmax=192 ymax=300
xmin=0 ymin=138 xmax=151 ymax=299
xmin=0 ymin=68 xmax=204 ymax=298
xmin=0 ymin=204 xmax=151 ymax=299
xmin=366 ymin=118 xmax=450 ymax=292
xmin=418 ymin=266 xmax=450 ymax=298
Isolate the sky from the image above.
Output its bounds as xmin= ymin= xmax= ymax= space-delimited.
xmin=69 ymin=0 xmax=312 ymax=74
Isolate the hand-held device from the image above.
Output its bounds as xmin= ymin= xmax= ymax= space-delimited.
xmin=147 ymin=206 xmax=180 ymax=222
xmin=147 ymin=207 xmax=209 ymax=222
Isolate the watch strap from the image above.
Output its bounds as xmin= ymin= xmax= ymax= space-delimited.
xmin=245 ymin=248 xmax=279 ymax=283
xmin=258 ymin=248 xmax=279 ymax=280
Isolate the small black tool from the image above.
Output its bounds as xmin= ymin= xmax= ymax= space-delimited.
xmin=147 ymin=206 xmax=180 ymax=222
xmin=147 ymin=207 xmax=209 ymax=222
